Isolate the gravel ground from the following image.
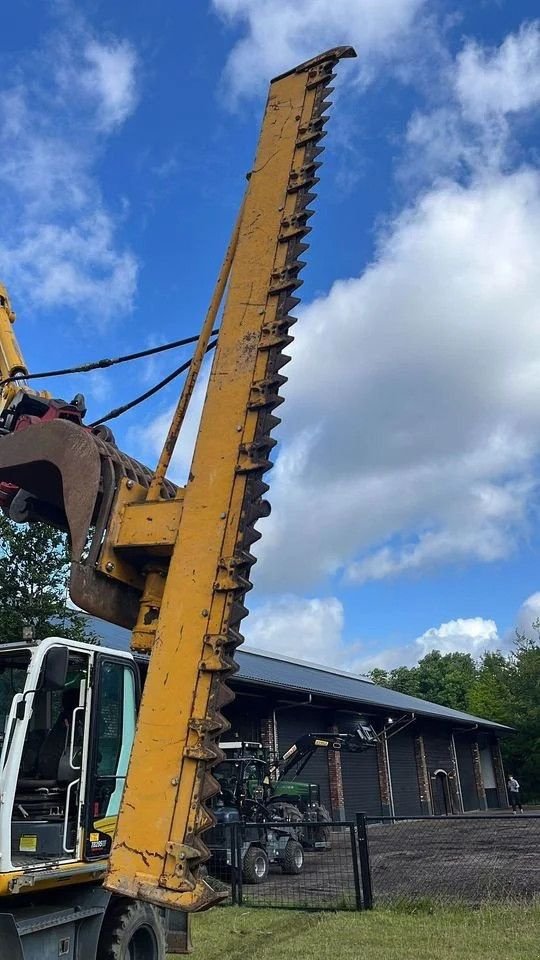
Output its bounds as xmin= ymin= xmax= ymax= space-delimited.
xmin=368 ymin=816 xmax=540 ymax=904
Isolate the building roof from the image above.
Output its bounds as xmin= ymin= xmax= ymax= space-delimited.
xmin=237 ymin=647 xmax=510 ymax=731
xmin=82 ymin=615 xmax=510 ymax=733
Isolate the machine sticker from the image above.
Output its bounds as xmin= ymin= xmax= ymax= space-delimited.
xmin=19 ymin=835 xmax=37 ymax=852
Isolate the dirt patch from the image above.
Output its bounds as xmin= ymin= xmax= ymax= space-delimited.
xmin=368 ymin=816 xmax=540 ymax=904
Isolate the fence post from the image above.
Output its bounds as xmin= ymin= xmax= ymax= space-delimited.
xmin=356 ymin=812 xmax=373 ymax=910
xmin=235 ymin=820 xmax=243 ymax=906
xmin=349 ymin=824 xmax=363 ymax=911
xmin=230 ymin=822 xmax=238 ymax=905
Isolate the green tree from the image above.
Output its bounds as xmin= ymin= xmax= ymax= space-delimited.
xmin=0 ymin=514 xmax=95 ymax=644
xmin=371 ymin=635 xmax=540 ymax=801
xmin=371 ymin=651 xmax=478 ymax=711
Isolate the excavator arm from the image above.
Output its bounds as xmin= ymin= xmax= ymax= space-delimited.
xmin=0 ymin=46 xmax=356 ymax=913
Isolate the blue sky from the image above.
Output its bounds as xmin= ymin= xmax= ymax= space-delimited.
xmin=2 ymin=0 xmax=540 ymax=672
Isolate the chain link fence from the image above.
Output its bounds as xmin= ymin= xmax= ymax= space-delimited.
xmin=365 ymin=814 xmax=540 ymax=906
xmin=205 ymin=820 xmax=363 ymax=910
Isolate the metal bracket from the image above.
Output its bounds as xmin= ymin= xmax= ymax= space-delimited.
xmin=159 ymin=842 xmax=200 ymax=891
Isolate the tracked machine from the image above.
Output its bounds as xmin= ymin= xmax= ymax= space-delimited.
xmin=0 ymin=47 xmax=356 ymax=959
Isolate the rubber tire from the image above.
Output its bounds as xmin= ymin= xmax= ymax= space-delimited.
xmin=267 ymin=800 xmax=303 ymax=824
xmin=267 ymin=800 xmax=305 ymax=843
xmin=282 ymin=839 xmax=304 ymax=875
xmin=242 ymin=846 xmax=269 ymax=884
xmin=97 ymin=897 xmax=167 ymax=960
xmin=313 ymin=802 xmax=332 ymax=849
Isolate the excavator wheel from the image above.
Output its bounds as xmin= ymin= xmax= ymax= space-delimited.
xmin=97 ymin=896 xmax=167 ymax=960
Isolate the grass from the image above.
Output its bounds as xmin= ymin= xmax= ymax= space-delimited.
xmin=182 ymin=901 xmax=540 ymax=960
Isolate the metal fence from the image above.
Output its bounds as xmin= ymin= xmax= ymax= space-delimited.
xmin=365 ymin=814 xmax=540 ymax=906
xmin=205 ymin=819 xmax=364 ymax=911
xmin=203 ymin=813 xmax=540 ymax=912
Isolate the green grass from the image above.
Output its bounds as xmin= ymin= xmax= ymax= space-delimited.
xmin=182 ymin=902 xmax=540 ymax=960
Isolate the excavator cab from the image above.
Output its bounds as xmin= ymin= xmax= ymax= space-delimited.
xmin=0 ymin=638 xmax=137 ymax=895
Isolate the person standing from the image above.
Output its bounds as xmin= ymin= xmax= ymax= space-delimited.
xmin=507 ymin=774 xmax=523 ymax=813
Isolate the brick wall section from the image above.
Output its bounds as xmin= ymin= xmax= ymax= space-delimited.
xmin=376 ymin=735 xmax=392 ymax=817
xmin=328 ymin=725 xmax=345 ymax=820
xmin=259 ymin=716 xmax=276 ymax=756
xmin=414 ymin=735 xmax=433 ymax=814
xmin=471 ymin=741 xmax=488 ymax=810
xmin=491 ymin=740 xmax=508 ymax=808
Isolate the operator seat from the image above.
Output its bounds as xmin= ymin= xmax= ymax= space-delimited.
xmin=18 ymin=689 xmax=80 ymax=791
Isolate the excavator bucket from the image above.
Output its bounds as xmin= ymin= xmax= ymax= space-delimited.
xmin=0 ymin=418 xmax=175 ymax=628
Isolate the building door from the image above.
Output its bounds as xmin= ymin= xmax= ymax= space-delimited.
xmin=455 ymin=737 xmax=479 ymax=811
xmin=341 ymin=745 xmax=382 ymax=819
xmin=432 ymin=770 xmax=451 ymax=815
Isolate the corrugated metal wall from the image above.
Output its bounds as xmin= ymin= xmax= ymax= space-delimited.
xmin=388 ymin=731 xmax=422 ymax=816
xmin=455 ymin=736 xmax=479 ymax=811
xmin=276 ymin=707 xmax=332 ymax=810
xmin=225 ymin=698 xmax=264 ymax=743
xmin=340 ymin=746 xmax=382 ymax=819
xmin=423 ymin=731 xmax=453 ymax=775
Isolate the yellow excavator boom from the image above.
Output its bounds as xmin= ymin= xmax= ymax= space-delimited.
xmin=104 ymin=45 xmax=355 ymax=912
xmin=0 ymin=46 xmax=355 ymax=914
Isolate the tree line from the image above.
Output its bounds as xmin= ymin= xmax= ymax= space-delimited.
xmin=371 ymin=639 xmax=540 ymax=800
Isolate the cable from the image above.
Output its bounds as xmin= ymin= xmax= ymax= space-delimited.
xmin=0 ymin=330 xmax=220 ymax=389
xmin=88 ymin=339 xmax=218 ymax=428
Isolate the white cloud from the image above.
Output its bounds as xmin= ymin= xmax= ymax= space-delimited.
xmin=244 ymin=590 xmax=539 ymax=675
xmin=415 ymin=617 xmax=499 ymax=658
xmin=360 ymin=616 xmax=503 ymax=672
xmin=257 ymin=167 xmax=540 ymax=589
xmin=405 ymin=22 xmax=540 ymax=183
xmin=212 ymin=0 xmax=426 ymax=100
xmin=247 ymin=594 xmax=365 ymax=671
xmin=82 ymin=40 xmax=138 ymax=131
xmin=455 ymin=21 xmax=540 ymax=123
xmin=0 ymin=22 xmax=138 ymax=318
xmin=515 ymin=592 xmax=540 ymax=638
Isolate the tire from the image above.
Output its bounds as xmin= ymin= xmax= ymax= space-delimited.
xmin=97 ymin=896 xmax=166 ymax=960
xmin=282 ymin=839 xmax=304 ymax=875
xmin=267 ymin=799 xmax=303 ymax=822
xmin=313 ymin=802 xmax=332 ymax=849
xmin=242 ymin=846 xmax=269 ymax=884
xmin=267 ymin=800 xmax=304 ymax=841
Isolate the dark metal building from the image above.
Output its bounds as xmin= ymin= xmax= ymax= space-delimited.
xmin=85 ymin=617 xmax=511 ymax=818
xmin=225 ymin=647 xmax=511 ymax=818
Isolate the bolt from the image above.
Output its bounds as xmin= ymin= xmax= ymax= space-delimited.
xmin=105 ymin=561 xmax=115 ymax=573
xmin=220 ymin=512 xmax=226 ymax=519
xmin=237 ymin=425 xmax=242 ymax=432
xmin=201 ymin=609 xmax=209 ymax=617
xmin=171 ymin=777 xmax=179 ymax=786
xmin=126 ymin=479 xmax=134 ymax=490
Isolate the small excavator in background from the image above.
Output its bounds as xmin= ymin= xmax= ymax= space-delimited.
xmin=0 ymin=46 xmax=356 ymax=959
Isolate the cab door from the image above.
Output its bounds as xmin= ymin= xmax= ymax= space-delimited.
xmin=84 ymin=655 xmax=139 ymax=860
